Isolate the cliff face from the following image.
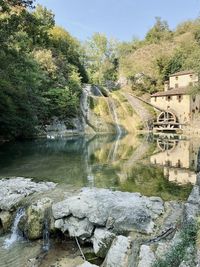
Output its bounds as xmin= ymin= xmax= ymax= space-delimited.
xmin=81 ymin=85 xmax=151 ymax=135
xmin=42 ymin=85 xmax=155 ymax=139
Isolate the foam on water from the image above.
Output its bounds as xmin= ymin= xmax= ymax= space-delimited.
xmin=3 ymin=208 xmax=25 ymax=249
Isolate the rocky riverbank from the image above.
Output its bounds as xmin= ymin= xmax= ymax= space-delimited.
xmin=0 ymin=177 xmax=199 ymax=267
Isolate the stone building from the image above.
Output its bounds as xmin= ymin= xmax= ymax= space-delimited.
xmin=150 ymin=138 xmax=198 ymax=185
xmin=151 ymin=70 xmax=200 ymax=131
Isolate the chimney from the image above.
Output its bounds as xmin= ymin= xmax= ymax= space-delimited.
xmin=164 ymin=81 xmax=169 ymax=91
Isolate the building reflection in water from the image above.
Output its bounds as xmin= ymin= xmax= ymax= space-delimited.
xmin=150 ymin=136 xmax=199 ymax=185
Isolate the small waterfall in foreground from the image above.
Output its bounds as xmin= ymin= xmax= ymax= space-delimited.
xmin=42 ymin=218 xmax=50 ymax=252
xmin=3 ymin=208 xmax=25 ymax=249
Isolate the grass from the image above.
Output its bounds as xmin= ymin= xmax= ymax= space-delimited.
xmin=152 ymin=223 xmax=198 ymax=267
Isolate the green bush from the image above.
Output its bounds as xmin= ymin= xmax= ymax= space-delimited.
xmin=152 ymin=223 xmax=197 ymax=267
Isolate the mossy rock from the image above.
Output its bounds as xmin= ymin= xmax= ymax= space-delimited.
xmin=23 ymin=198 xmax=54 ymax=240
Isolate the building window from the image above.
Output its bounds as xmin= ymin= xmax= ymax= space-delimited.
xmin=177 ymin=159 xmax=181 ymax=168
xmin=177 ymin=95 xmax=182 ymax=102
xmin=166 ymin=96 xmax=171 ymax=101
xmin=175 ymin=76 xmax=178 ymax=80
xmin=190 ymin=74 xmax=193 ymax=79
xmin=154 ymin=96 xmax=157 ymax=102
xmin=175 ymin=83 xmax=179 ymax=88
xmin=192 ymin=96 xmax=196 ymax=102
xmin=166 ymin=160 xmax=171 ymax=166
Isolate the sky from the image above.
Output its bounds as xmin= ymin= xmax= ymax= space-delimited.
xmin=35 ymin=0 xmax=200 ymax=41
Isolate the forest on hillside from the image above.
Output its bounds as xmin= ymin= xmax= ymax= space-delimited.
xmin=1 ymin=0 xmax=200 ymax=140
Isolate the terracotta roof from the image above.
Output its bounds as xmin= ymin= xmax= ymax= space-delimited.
xmin=151 ymin=87 xmax=190 ymax=97
xmin=169 ymin=70 xmax=195 ymax=77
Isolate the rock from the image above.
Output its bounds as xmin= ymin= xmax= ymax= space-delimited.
xmin=55 ymin=217 xmax=94 ymax=240
xmin=52 ymin=200 xmax=70 ymax=219
xmin=23 ymin=197 xmax=53 ymax=240
xmin=102 ymin=235 xmax=132 ymax=267
xmin=45 ymin=117 xmax=83 ymax=138
xmin=0 ymin=177 xmax=56 ymax=211
xmin=53 ymin=188 xmax=164 ymax=235
xmin=187 ymin=186 xmax=200 ymax=205
xmin=184 ymin=185 xmax=200 ymax=224
xmin=77 ymin=261 xmax=99 ymax=267
xmin=92 ymin=228 xmax=116 ymax=258
xmin=0 ymin=211 xmax=12 ymax=232
xmin=26 ymin=258 xmax=40 ymax=267
xmin=155 ymin=242 xmax=170 ymax=259
xmin=162 ymin=201 xmax=183 ymax=230
xmin=138 ymin=245 xmax=155 ymax=267
xmin=184 ymin=203 xmax=199 ymax=224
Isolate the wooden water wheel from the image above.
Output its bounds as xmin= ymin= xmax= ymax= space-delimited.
xmin=157 ymin=111 xmax=178 ymax=124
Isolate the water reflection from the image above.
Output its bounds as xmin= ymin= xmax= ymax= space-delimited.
xmin=150 ymin=135 xmax=199 ymax=185
xmin=0 ymin=134 xmax=197 ymax=200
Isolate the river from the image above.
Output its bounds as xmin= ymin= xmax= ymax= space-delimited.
xmin=0 ymin=134 xmax=197 ymax=201
xmin=0 ymin=133 xmax=199 ymax=266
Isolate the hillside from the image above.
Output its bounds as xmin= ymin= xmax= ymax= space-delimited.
xmin=1 ymin=2 xmax=200 ymax=140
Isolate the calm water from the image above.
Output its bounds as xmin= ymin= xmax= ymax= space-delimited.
xmin=0 ymin=134 xmax=198 ymax=201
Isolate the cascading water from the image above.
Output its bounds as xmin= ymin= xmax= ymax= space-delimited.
xmin=107 ymin=98 xmax=123 ymax=161
xmin=42 ymin=218 xmax=50 ymax=252
xmin=109 ymin=98 xmax=122 ymax=136
xmin=84 ymin=144 xmax=94 ymax=188
xmin=3 ymin=208 xmax=25 ymax=249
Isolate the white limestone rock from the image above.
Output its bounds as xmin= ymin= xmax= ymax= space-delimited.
xmin=52 ymin=188 xmax=164 ymax=235
xmin=0 ymin=177 xmax=56 ymax=211
xmin=55 ymin=216 xmax=94 ymax=240
xmin=92 ymin=228 xmax=116 ymax=258
xmin=138 ymin=245 xmax=156 ymax=267
xmin=102 ymin=235 xmax=132 ymax=267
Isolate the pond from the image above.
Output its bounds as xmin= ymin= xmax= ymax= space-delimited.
xmin=0 ymin=133 xmax=198 ymax=201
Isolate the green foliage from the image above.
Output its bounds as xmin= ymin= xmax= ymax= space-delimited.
xmin=0 ymin=1 xmax=87 ymax=140
xmin=43 ymin=87 xmax=80 ymax=118
xmin=84 ymin=33 xmax=118 ymax=85
xmin=145 ymin=17 xmax=172 ymax=44
xmin=119 ymin=17 xmax=200 ymax=94
xmin=153 ymin=223 xmax=197 ymax=267
xmin=162 ymin=54 xmax=183 ymax=79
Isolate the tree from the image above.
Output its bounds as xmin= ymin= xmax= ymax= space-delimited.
xmin=0 ymin=2 xmax=88 ymax=140
xmin=145 ymin=17 xmax=172 ymax=44
xmin=85 ymin=33 xmax=118 ymax=85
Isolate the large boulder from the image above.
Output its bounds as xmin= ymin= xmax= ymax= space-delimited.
xmin=0 ymin=211 xmax=12 ymax=233
xmin=23 ymin=198 xmax=53 ymax=240
xmin=55 ymin=216 xmax=94 ymax=241
xmin=0 ymin=177 xmax=56 ymax=211
xmin=184 ymin=185 xmax=200 ymax=224
xmin=102 ymin=235 xmax=132 ymax=267
xmin=138 ymin=245 xmax=155 ymax=267
xmin=52 ymin=188 xmax=164 ymax=235
xmin=92 ymin=228 xmax=116 ymax=258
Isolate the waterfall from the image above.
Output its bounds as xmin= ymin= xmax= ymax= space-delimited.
xmin=3 ymin=208 xmax=25 ymax=249
xmin=109 ymin=98 xmax=122 ymax=136
xmin=42 ymin=218 xmax=50 ymax=252
xmin=94 ymin=85 xmax=123 ymax=136
xmin=94 ymin=86 xmax=104 ymax=97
